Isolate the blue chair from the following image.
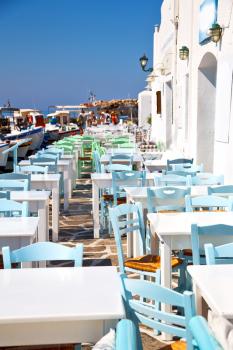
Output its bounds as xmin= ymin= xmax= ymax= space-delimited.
xmin=185 ymin=195 xmax=233 ymax=212
xmin=189 ymin=316 xmax=223 ymax=350
xmin=172 ymin=163 xmax=204 ymax=173
xmin=37 ymin=152 xmax=61 ymax=160
xmin=165 ymin=170 xmax=197 ymax=177
xmin=121 ymin=274 xmax=196 ymax=350
xmin=109 ymin=203 xmax=182 ymax=278
xmin=0 ymin=173 xmax=31 ymax=190
xmin=115 ymin=319 xmax=137 ymax=350
xmin=30 ymin=156 xmax=58 ymax=173
xmin=18 ymin=165 xmax=48 ymax=174
xmin=208 ymin=185 xmax=233 ymax=196
xmin=110 ymin=154 xmax=133 ymax=166
xmin=112 ymin=171 xmax=146 ymax=206
xmin=167 ymin=158 xmax=193 ymax=171
xmin=204 ymin=226 xmax=233 ymax=265
xmin=2 ymin=241 xmax=83 ymax=268
xmin=154 ymin=173 xmax=192 ymax=186
xmin=105 ymin=163 xmax=132 ymax=172
xmin=0 ymin=179 xmax=29 ymax=191
xmin=190 ymin=174 xmax=224 ymax=186
xmin=93 ymin=150 xmax=102 ymax=173
xmin=191 ymin=224 xmax=233 ymax=265
xmin=0 ymin=199 xmax=28 ymax=217
xmin=147 ymin=186 xmax=191 ymax=213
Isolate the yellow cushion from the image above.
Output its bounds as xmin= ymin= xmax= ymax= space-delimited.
xmin=124 ymin=254 xmax=183 ymax=273
xmin=170 ymin=340 xmax=187 ymax=350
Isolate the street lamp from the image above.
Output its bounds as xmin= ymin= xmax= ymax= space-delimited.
xmin=139 ymin=54 xmax=153 ymax=72
xmin=208 ymin=23 xmax=222 ymax=43
xmin=179 ymin=46 xmax=189 ymax=60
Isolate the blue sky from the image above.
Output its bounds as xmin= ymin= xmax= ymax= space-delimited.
xmin=0 ymin=0 xmax=162 ymax=110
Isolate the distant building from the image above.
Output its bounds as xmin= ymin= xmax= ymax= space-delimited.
xmin=139 ymin=0 xmax=233 ymax=180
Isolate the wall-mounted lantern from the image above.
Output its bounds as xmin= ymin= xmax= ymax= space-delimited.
xmin=179 ymin=46 xmax=189 ymax=60
xmin=139 ymin=54 xmax=153 ymax=72
xmin=208 ymin=23 xmax=222 ymax=43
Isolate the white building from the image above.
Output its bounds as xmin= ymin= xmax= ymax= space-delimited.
xmin=139 ymin=0 xmax=233 ymax=181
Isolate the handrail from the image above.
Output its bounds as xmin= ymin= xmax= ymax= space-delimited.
xmin=2 ymin=138 xmax=31 ymax=172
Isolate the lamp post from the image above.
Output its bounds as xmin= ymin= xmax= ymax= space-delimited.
xmin=179 ymin=46 xmax=189 ymax=60
xmin=208 ymin=23 xmax=222 ymax=43
xmin=139 ymin=54 xmax=153 ymax=72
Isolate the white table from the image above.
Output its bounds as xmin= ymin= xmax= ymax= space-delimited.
xmin=91 ymin=173 xmax=154 ymax=238
xmin=148 ymin=211 xmax=233 ymax=289
xmin=30 ymin=174 xmax=60 ymax=241
xmin=100 ymin=154 xmax=143 ymax=170
xmin=19 ymin=159 xmax=72 ymax=205
xmin=10 ymin=191 xmax=50 ymax=242
xmin=0 ymin=266 xmax=125 ymax=346
xmin=0 ymin=217 xmax=39 ymax=250
xmin=188 ymin=264 xmax=233 ymax=319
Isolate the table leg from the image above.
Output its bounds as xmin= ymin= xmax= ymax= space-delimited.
xmin=63 ymin=168 xmax=69 ymax=210
xmin=193 ymin=282 xmax=203 ymax=315
xmin=37 ymin=200 xmax=48 ymax=242
xmin=160 ymin=236 xmax=172 ymax=341
xmin=93 ymin=181 xmax=100 ymax=238
xmin=52 ymin=186 xmax=59 ymax=241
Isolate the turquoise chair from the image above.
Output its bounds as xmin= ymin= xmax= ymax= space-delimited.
xmin=208 ymin=185 xmax=233 ymax=196
xmin=172 ymin=163 xmax=204 ymax=172
xmin=189 ymin=316 xmax=223 ymax=350
xmin=112 ymin=171 xmax=146 ymax=206
xmin=105 ymin=163 xmax=132 ymax=172
xmin=0 ymin=199 xmax=28 ymax=217
xmin=154 ymin=173 xmax=192 ymax=186
xmin=165 ymin=170 xmax=197 ymax=177
xmin=190 ymin=174 xmax=224 ymax=186
xmin=115 ymin=319 xmax=137 ymax=350
xmin=204 ymin=225 xmax=233 ymax=265
xmin=191 ymin=224 xmax=233 ymax=265
xmin=121 ymin=274 xmax=196 ymax=350
xmin=0 ymin=179 xmax=29 ymax=191
xmin=93 ymin=150 xmax=102 ymax=173
xmin=2 ymin=241 xmax=83 ymax=268
xmin=110 ymin=154 xmax=133 ymax=166
xmin=185 ymin=195 xmax=233 ymax=212
xmin=167 ymin=158 xmax=193 ymax=171
xmin=30 ymin=156 xmax=58 ymax=173
xmin=0 ymin=173 xmax=31 ymax=190
xmin=18 ymin=165 xmax=48 ymax=174
xmin=147 ymin=186 xmax=191 ymax=213
xmin=37 ymin=152 xmax=60 ymax=160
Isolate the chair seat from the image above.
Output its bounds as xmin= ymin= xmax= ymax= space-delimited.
xmin=167 ymin=340 xmax=186 ymax=350
xmin=125 ymin=254 xmax=183 ymax=273
xmin=182 ymin=249 xmax=205 ymax=257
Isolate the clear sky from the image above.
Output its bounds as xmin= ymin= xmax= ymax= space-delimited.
xmin=0 ymin=0 xmax=162 ymax=111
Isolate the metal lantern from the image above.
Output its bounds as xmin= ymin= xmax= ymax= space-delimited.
xmin=139 ymin=54 xmax=153 ymax=72
xmin=179 ymin=46 xmax=189 ymax=60
xmin=209 ymin=23 xmax=222 ymax=43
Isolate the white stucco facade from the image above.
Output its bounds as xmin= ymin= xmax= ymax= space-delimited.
xmin=139 ymin=0 xmax=233 ymax=181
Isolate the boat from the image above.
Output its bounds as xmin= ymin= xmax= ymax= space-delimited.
xmin=0 ymin=107 xmax=44 ymax=154
xmin=45 ymin=109 xmax=80 ymax=141
xmin=0 ymin=142 xmax=9 ymax=167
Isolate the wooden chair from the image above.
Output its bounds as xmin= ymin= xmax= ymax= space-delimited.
xmin=191 ymin=224 xmax=233 ymax=265
xmin=18 ymin=165 xmax=48 ymax=174
xmin=190 ymin=174 xmax=224 ymax=186
xmin=110 ymin=154 xmax=133 ymax=166
xmin=0 ymin=179 xmax=29 ymax=191
xmin=189 ymin=316 xmax=223 ymax=350
xmin=0 ymin=173 xmax=31 ymax=190
xmin=172 ymin=163 xmax=204 ymax=173
xmin=105 ymin=163 xmax=132 ymax=172
xmin=2 ymin=241 xmax=83 ymax=268
xmin=185 ymin=195 xmax=233 ymax=212
xmin=165 ymin=170 xmax=197 ymax=177
xmin=0 ymin=199 xmax=28 ymax=217
xmin=115 ymin=319 xmax=137 ymax=350
xmin=121 ymin=274 xmax=195 ymax=350
xmin=30 ymin=156 xmax=58 ymax=173
xmin=167 ymin=158 xmax=193 ymax=171
xmin=208 ymin=185 xmax=233 ymax=196
xmin=154 ymin=173 xmax=192 ymax=187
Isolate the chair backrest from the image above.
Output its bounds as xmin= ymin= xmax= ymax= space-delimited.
xmin=0 ymin=199 xmax=28 ymax=217
xmin=2 ymin=241 xmax=83 ymax=268
xmin=45 ymin=147 xmax=64 ymax=155
xmin=147 ymin=186 xmax=191 ymax=213
xmin=172 ymin=163 xmax=204 ymax=173
xmin=109 ymin=203 xmax=145 ymax=273
xmin=37 ymin=152 xmax=60 ymax=160
xmin=0 ymin=179 xmax=29 ymax=191
xmin=191 ymin=174 xmax=224 ymax=186
xmin=39 ymin=149 xmax=62 ymax=159
xmin=208 ymin=185 xmax=233 ymax=196
xmin=105 ymin=164 xmax=132 ymax=172
xmin=19 ymin=165 xmax=48 ymax=174
xmin=191 ymin=224 xmax=233 ymax=264
xmin=93 ymin=150 xmax=102 ymax=173
xmin=31 ymin=157 xmax=58 ymax=173
xmin=110 ymin=154 xmax=133 ymax=165
xmin=189 ymin=316 xmax=223 ymax=350
xmin=154 ymin=174 xmax=191 ymax=187
xmin=185 ymin=195 xmax=233 ymax=212
xmin=165 ymin=170 xmax=197 ymax=177
xmin=112 ymin=171 xmax=146 ymax=206
xmin=205 ymin=240 xmax=233 ymax=265
xmin=115 ymin=319 xmax=137 ymax=350
xmin=167 ymin=158 xmax=193 ymax=170
xmin=0 ymin=173 xmax=31 ymax=190
xmin=121 ymin=275 xmax=195 ymax=349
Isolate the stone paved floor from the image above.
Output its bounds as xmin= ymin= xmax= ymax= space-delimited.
xmin=56 ymin=179 xmax=179 ymax=350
